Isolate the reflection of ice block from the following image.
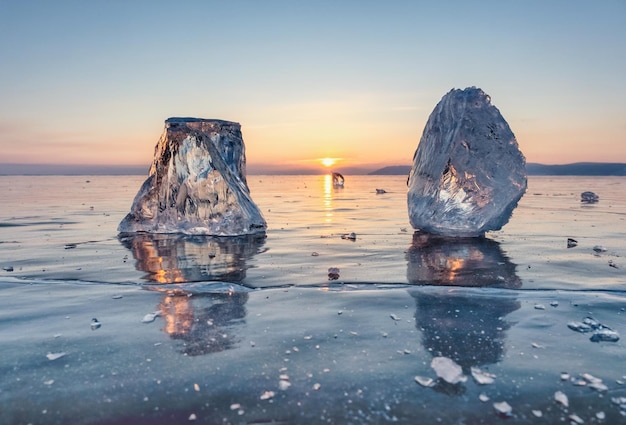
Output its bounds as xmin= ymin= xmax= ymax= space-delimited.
xmin=118 ymin=118 xmax=266 ymax=235
xmin=408 ymin=88 xmax=527 ymax=237
xmin=406 ymin=231 xmax=521 ymax=288
xmin=119 ymin=233 xmax=265 ymax=283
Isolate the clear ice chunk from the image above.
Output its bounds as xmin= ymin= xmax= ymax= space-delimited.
xmin=590 ymin=329 xmax=620 ymax=343
xmin=493 ymin=401 xmax=512 ymax=416
xmin=554 ymin=390 xmax=569 ymax=408
xmin=407 ymin=87 xmax=527 ymax=237
xmin=431 ymin=356 xmax=466 ymax=384
xmin=118 ymin=118 xmax=266 ymax=236
xmin=471 ymin=367 xmax=496 ymax=384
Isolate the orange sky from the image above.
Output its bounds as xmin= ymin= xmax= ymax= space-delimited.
xmin=1 ymin=2 xmax=625 ymax=173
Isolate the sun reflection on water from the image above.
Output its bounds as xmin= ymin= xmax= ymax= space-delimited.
xmin=323 ymin=174 xmax=333 ymax=223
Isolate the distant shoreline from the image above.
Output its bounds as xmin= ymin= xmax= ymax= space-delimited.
xmin=368 ymin=163 xmax=626 ymax=177
xmin=1 ymin=162 xmax=625 ymax=176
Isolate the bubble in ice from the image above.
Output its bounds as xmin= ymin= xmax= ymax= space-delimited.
xmin=554 ymin=390 xmax=569 ymax=408
xmin=431 ymin=356 xmax=466 ymax=384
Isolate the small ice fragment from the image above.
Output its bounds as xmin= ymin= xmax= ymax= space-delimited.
xmin=596 ymin=411 xmax=605 ymax=420
xmin=414 ymin=376 xmax=435 ymax=387
xmin=534 ymin=304 xmax=546 ymax=310
xmin=44 ymin=379 xmax=54 ymax=386
xmin=593 ymin=245 xmax=607 ymax=253
xmin=193 ymin=383 xmax=200 ymax=392
xmin=431 ymin=356 xmax=466 ymax=384
xmin=581 ymin=191 xmax=599 ymax=203
xmin=589 ymin=382 xmax=608 ymax=392
xmin=569 ymin=414 xmax=584 ymax=424
xmin=581 ymin=373 xmax=602 ymax=384
xmin=142 ymin=311 xmax=160 ymax=323
xmin=328 ymin=267 xmax=340 ymax=281
xmin=567 ymin=238 xmax=578 ymax=248
xmin=590 ymin=329 xmax=620 ymax=343
xmin=341 ymin=232 xmax=357 ymax=241
xmin=493 ymin=401 xmax=512 ymax=416
xmin=313 ymin=383 xmax=321 ymax=391
xmin=567 ymin=322 xmax=593 ymax=333
xmin=554 ymin=390 xmax=569 ymax=408
xmin=188 ymin=413 xmax=197 ymax=421
xmin=46 ymin=352 xmax=66 ymax=361
xmin=479 ymin=393 xmax=490 ymax=402
xmin=550 ymin=301 xmax=559 ymax=307
xmin=112 ymin=294 xmax=123 ymax=299
xmin=278 ymin=380 xmax=291 ymax=391
xmin=532 ymin=410 xmax=543 ymax=418
xmin=531 ymin=342 xmax=544 ymax=349
xmin=90 ymin=318 xmax=101 ymax=330
xmin=471 ymin=367 xmax=496 ymax=385
xmin=560 ymin=372 xmax=570 ymax=381
xmin=260 ymin=390 xmax=275 ymax=400
xmin=583 ymin=317 xmax=602 ymax=329
xmin=230 ymin=403 xmax=241 ymax=410
xmin=390 ymin=314 xmax=401 ymax=321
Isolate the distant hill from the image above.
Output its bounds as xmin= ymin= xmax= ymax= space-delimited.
xmin=525 ymin=162 xmax=626 ymax=176
xmin=368 ymin=165 xmax=412 ymax=175
xmin=369 ymin=163 xmax=626 ymax=176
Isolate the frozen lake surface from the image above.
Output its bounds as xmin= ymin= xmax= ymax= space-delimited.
xmin=1 ymin=175 xmax=625 ymax=424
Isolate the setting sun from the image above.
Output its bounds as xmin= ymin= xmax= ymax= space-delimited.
xmin=320 ymin=157 xmax=338 ymax=168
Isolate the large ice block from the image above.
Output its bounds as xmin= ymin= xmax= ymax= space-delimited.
xmin=407 ymin=87 xmax=527 ymax=237
xmin=118 ymin=118 xmax=266 ymax=235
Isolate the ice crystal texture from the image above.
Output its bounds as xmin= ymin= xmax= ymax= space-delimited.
xmin=407 ymin=87 xmax=527 ymax=236
xmin=118 ymin=118 xmax=266 ymax=235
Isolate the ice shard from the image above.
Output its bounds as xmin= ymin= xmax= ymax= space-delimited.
xmin=118 ymin=118 xmax=266 ymax=235
xmin=407 ymin=87 xmax=527 ymax=237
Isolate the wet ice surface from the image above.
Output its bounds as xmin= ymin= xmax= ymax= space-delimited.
xmin=1 ymin=282 xmax=626 ymax=424
xmin=1 ymin=175 xmax=626 ymax=424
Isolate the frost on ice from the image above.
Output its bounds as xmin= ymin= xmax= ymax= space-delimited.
xmin=118 ymin=118 xmax=266 ymax=236
xmin=407 ymin=87 xmax=527 ymax=237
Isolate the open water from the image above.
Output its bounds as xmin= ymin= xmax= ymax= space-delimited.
xmin=1 ymin=175 xmax=625 ymax=424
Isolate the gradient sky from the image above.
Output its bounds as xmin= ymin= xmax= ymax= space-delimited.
xmin=1 ymin=0 xmax=625 ymax=173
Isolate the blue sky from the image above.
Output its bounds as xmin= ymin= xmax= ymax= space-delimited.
xmin=1 ymin=0 xmax=624 ymax=172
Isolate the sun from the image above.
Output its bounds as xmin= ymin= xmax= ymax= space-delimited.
xmin=320 ymin=157 xmax=337 ymax=168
